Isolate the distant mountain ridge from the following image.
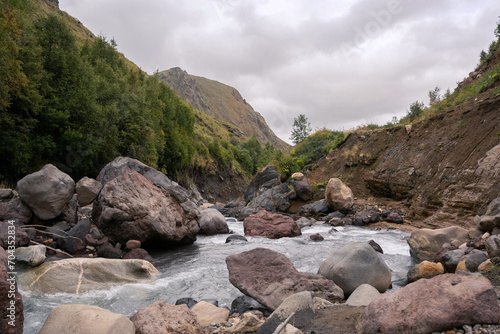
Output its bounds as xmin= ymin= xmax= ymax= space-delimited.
xmin=158 ymin=67 xmax=290 ymax=151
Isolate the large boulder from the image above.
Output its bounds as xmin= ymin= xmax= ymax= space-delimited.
xmin=130 ymin=301 xmax=205 ymax=334
xmin=324 ymin=178 xmax=354 ymax=213
xmin=407 ymin=226 xmax=469 ymax=262
xmin=455 ymin=249 xmax=489 ymax=273
xmin=486 ymin=234 xmax=500 ymax=258
xmin=15 ymin=245 xmax=46 ymax=267
xmin=244 ymin=165 xmax=281 ymax=204
xmin=92 ymin=157 xmax=200 ymax=246
xmin=226 ymin=248 xmax=344 ymax=310
xmin=356 ymin=274 xmax=500 ymax=334
xmin=18 ymin=258 xmax=159 ymax=294
xmin=244 ymin=210 xmax=301 ymax=239
xmin=290 ymin=177 xmax=313 ymax=202
xmin=198 ymin=208 xmax=229 ymax=235
xmin=191 ymin=301 xmax=230 ymax=326
xmin=296 ymin=199 xmax=330 ymax=218
xmin=0 ymin=198 xmax=32 ymax=224
xmin=16 ymin=164 xmax=75 ymax=220
xmin=0 ymin=247 xmax=23 ymax=333
xmin=75 ymin=177 xmax=102 ymax=206
xmin=240 ymin=183 xmax=293 ymax=219
xmin=38 ymin=304 xmax=134 ymax=334
xmin=318 ymin=242 xmax=391 ymax=296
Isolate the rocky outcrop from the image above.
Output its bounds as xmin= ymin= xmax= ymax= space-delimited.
xmin=130 ymin=301 xmax=205 ymax=334
xmin=38 ymin=304 xmax=135 ymax=334
xmin=356 ymin=274 xmax=500 ymax=334
xmin=16 ymin=164 xmax=75 ymax=220
xmin=92 ymin=157 xmax=200 ymax=247
xmin=407 ymin=226 xmax=469 ymax=262
xmin=198 ymin=208 xmax=229 ymax=235
xmin=325 ymin=178 xmax=354 ymax=213
xmin=226 ymin=248 xmax=344 ymax=310
xmin=244 ymin=166 xmax=281 ymax=204
xmin=0 ymin=247 xmax=23 ymax=333
xmin=18 ymin=258 xmax=159 ymax=294
xmin=318 ymin=242 xmax=391 ymax=296
xmin=240 ymin=183 xmax=293 ymax=219
xmin=243 ymin=210 xmax=301 ymax=239
xmin=191 ymin=301 xmax=230 ymax=326
xmin=75 ymin=176 xmax=102 ymax=206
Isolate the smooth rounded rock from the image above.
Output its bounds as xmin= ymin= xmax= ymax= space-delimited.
xmin=346 ymin=284 xmax=381 ymax=306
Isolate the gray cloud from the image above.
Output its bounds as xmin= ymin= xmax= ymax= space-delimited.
xmin=60 ymin=0 xmax=500 ymax=143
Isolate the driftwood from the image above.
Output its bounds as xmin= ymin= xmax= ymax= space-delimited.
xmin=29 ymin=240 xmax=74 ymax=258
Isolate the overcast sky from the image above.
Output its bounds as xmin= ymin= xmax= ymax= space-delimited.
xmin=60 ymin=0 xmax=500 ymax=144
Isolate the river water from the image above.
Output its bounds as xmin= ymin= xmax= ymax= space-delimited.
xmin=20 ymin=219 xmax=416 ymax=333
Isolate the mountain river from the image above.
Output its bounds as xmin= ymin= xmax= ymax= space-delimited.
xmin=20 ymin=218 xmax=416 ymax=333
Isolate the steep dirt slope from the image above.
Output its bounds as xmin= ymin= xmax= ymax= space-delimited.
xmin=308 ymin=93 xmax=500 ymax=228
xmin=158 ymin=67 xmax=290 ymax=151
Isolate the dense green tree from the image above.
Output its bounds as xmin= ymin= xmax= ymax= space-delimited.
xmin=290 ymin=114 xmax=312 ymax=144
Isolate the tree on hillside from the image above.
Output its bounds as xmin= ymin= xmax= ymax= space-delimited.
xmin=428 ymin=86 xmax=441 ymax=105
xmin=290 ymin=114 xmax=312 ymax=144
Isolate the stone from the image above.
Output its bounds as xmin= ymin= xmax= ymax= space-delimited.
xmin=230 ymin=295 xmax=269 ymax=316
xmin=478 ymin=259 xmax=493 ymax=272
xmin=226 ymin=312 xmax=265 ymax=333
xmin=290 ymin=177 xmax=313 ymax=202
xmin=296 ymin=217 xmax=313 ymax=228
xmin=92 ymin=157 xmax=200 ymax=246
xmin=0 ymin=220 xmax=30 ymax=249
xmin=75 ymin=177 xmax=102 ymax=207
xmin=456 ymin=249 xmax=489 ymax=272
xmin=479 ymin=215 xmax=500 ymax=232
xmin=407 ymin=226 xmax=469 ymax=262
xmin=97 ymin=242 xmax=122 ymax=259
xmin=368 ymin=240 xmax=383 ymax=254
xmin=240 ymin=184 xmax=292 ymax=219
xmin=325 ymin=178 xmax=354 ymax=213
xmin=60 ymin=194 xmax=78 ymax=225
xmin=175 ymin=297 xmax=198 ymax=309
xmin=0 ymin=198 xmax=32 ymax=224
xmin=356 ymin=274 xmax=500 ymax=334
xmin=318 ymin=242 xmax=391 ymax=296
xmin=17 ymin=164 xmax=75 ymax=220
xmin=18 ymin=258 xmax=159 ymax=294
xmin=225 ymin=235 xmax=248 ymax=243
xmin=256 ymin=291 xmax=315 ymax=334
xmin=199 ymin=208 xmax=229 ymax=235
xmin=221 ymin=198 xmax=246 ymax=218
xmin=0 ymin=247 xmax=23 ymax=332
xmin=15 ymin=245 xmax=46 ymax=267
xmin=385 ymin=212 xmax=403 ymax=224
xmin=38 ymin=304 xmax=134 ymax=334
xmin=296 ymin=199 xmax=331 ymax=218
xmin=441 ymin=249 xmax=467 ymax=273
xmin=125 ymin=239 xmax=141 ymax=250
xmin=191 ymin=301 xmax=230 ymax=326
xmin=291 ymin=172 xmax=304 ymax=181
xmin=310 ymin=233 xmax=324 ymax=242
xmin=0 ymin=188 xmax=14 ymax=200
xmin=244 ymin=165 xmax=281 ymax=204
xmin=243 ymin=210 xmax=301 ymax=239
xmin=226 ymin=248 xmax=344 ymax=310
xmin=346 ymin=284 xmax=381 ymax=306
xmin=57 ymin=219 xmax=90 ymax=255
xmin=122 ymin=248 xmax=153 ymax=262
xmin=407 ymin=261 xmax=445 ymax=283
xmin=485 ymin=234 xmax=500 ymax=258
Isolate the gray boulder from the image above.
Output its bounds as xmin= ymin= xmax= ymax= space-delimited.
xmin=440 ymin=248 xmax=467 ymax=273
xmin=324 ymin=178 xmax=354 ymax=213
xmin=17 ymin=164 xmax=75 ymax=220
xmin=318 ymin=242 xmax=391 ymax=296
xmin=75 ymin=177 xmax=102 ymax=206
xmin=296 ymin=199 xmax=330 ymax=218
xmin=290 ymin=177 xmax=313 ymax=202
xmin=0 ymin=220 xmax=30 ymax=249
xmin=244 ymin=165 xmax=281 ymax=204
xmin=407 ymin=226 xmax=469 ymax=262
xmin=92 ymin=157 xmax=200 ymax=246
xmin=39 ymin=304 xmax=135 ymax=334
xmin=19 ymin=258 xmax=159 ymax=294
xmin=485 ymin=234 xmax=500 ymax=258
xmin=199 ymin=208 xmax=229 ymax=235
xmin=0 ymin=189 xmax=14 ymax=200
xmin=0 ymin=197 xmax=32 ymax=224
xmin=15 ymin=245 xmax=46 ymax=267
xmin=346 ymin=284 xmax=381 ymax=307
xmin=239 ymin=183 xmax=292 ymax=219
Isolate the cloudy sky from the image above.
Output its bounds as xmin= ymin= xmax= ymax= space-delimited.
xmin=60 ymin=0 xmax=500 ymax=144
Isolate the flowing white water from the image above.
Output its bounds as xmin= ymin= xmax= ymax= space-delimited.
xmin=20 ymin=219 xmax=416 ymax=333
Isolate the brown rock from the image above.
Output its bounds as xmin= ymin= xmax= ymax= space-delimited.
xmin=97 ymin=243 xmax=122 ymax=259
xmin=226 ymin=312 xmax=264 ymax=333
xmin=191 ymin=301 xmax=230 ymax=327
xmin=122 ymin=248 xmax=153 ymax=262
xmin=198 ymin=208 xmax=229 ymax=235
xmin=0 ymin=247 xmax=23 ymax=333
xmin=75 ymin=177 xmax=102 ymax=207
xmin=243 ymin=210 xmax=301 ymax=239
xmin=407 ymin=226 xmax=469 ymax=262
xmin=0 ymin=221 xmax=30 ymax=249
xmin=0 ymin=198 xmax=32 ymax=224
xmin=130 ymin=301 xmax=205 ymax=334
xmin=291 ymin=178 xmax=313 ymax=202
xmin=407 ymin=261 xmax=444 ymax=283
xmin=125 ymin=239 xmax=141 ymax=250
xmin=356 ymin=274 xmax=500 ymax=334
xmin=325 ymin=178 xmax=354 ymax=213
xmin=226 ymin=248 xmax=344 ymax=310
xmin=310 ymin=233 xmax=324 ymax=242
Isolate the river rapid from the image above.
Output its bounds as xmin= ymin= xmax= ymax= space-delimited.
xmin=20 ymin=219 xmax=416 ymax=333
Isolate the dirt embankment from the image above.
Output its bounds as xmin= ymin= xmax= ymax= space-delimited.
xmin=308 ymin=94 xmax=500 ymax=229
